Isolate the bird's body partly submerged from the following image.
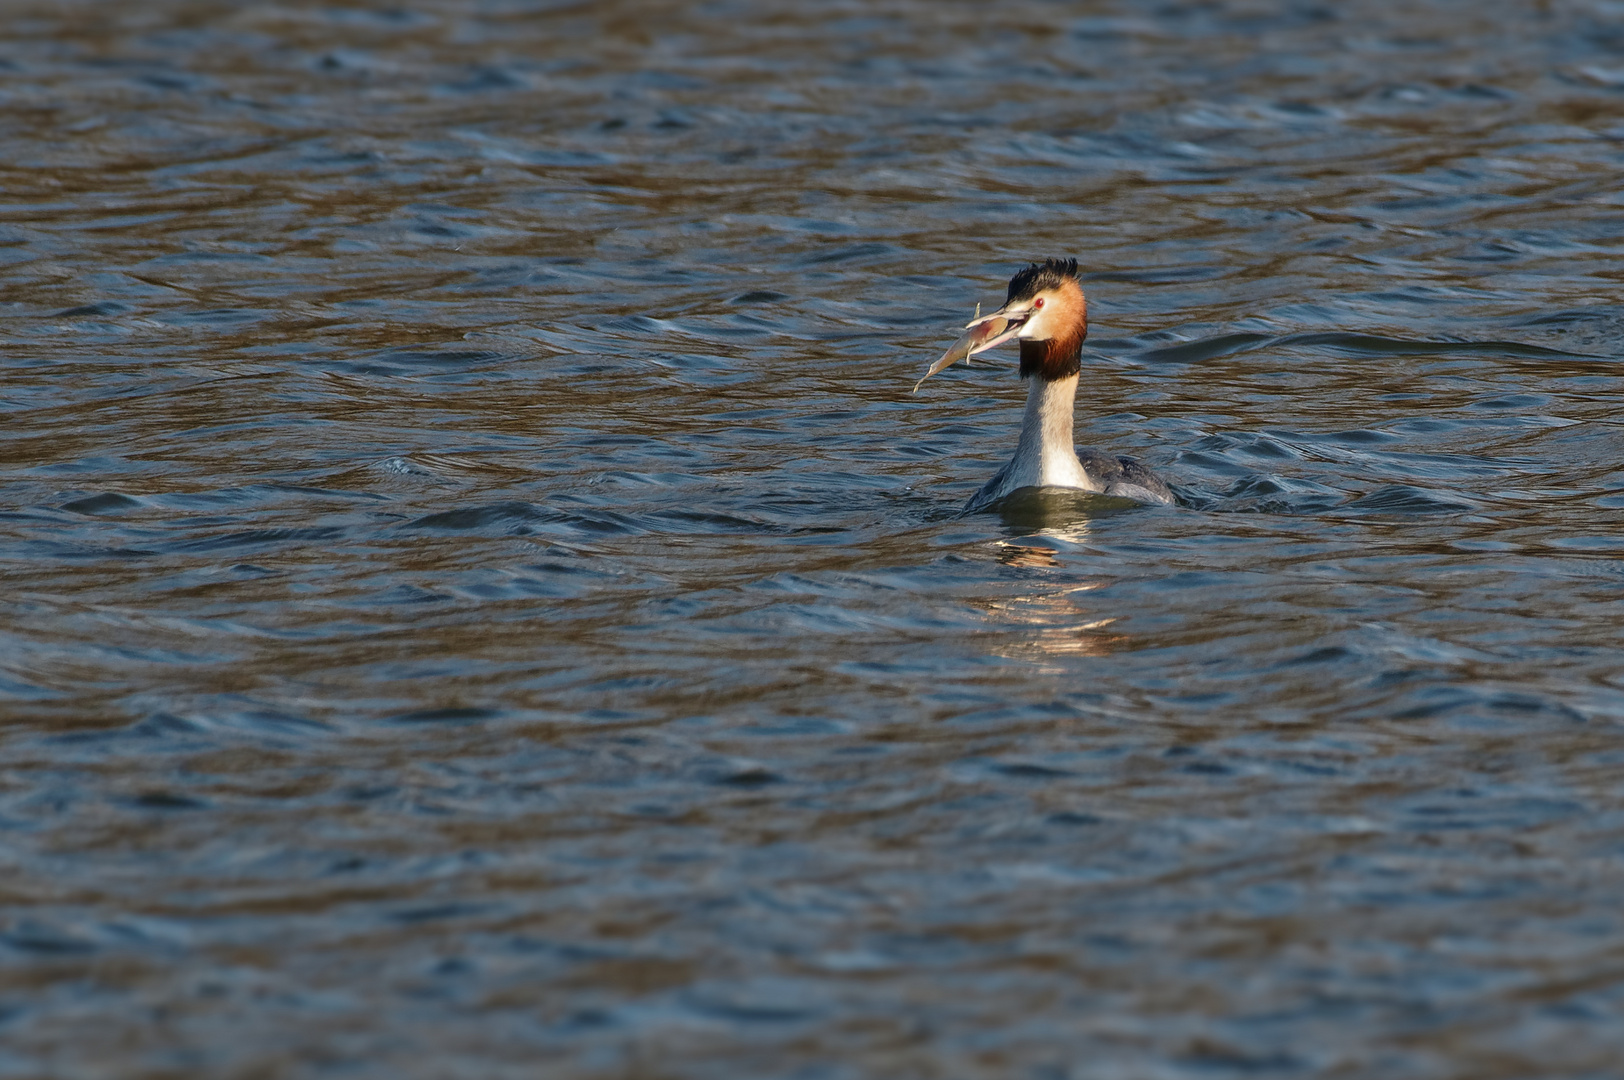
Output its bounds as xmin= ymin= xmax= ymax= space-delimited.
xmin=915 ymin=258 xmax=1174 ymax=511
xmin=963 ymin=371 xmax=1174 ymax=512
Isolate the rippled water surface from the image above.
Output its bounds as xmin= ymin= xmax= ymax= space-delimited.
xmin=7 ymin=1 xmax=1624 ymax=1076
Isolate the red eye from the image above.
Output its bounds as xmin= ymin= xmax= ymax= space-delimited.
xmin=1033 ymin=297 xmax=1044 ymax=309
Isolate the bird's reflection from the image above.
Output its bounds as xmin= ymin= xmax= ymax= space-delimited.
xmin=974 ymin=491 xmax=1135 ymax=664
xmin=986 ymin=486 xmax=1143 ymax=532
xmin=997 ymin=543 xmax=1064 ymax=569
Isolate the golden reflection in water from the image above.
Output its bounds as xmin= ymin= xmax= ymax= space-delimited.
xmin=981 ymin=511 xmax=1130 ymax=665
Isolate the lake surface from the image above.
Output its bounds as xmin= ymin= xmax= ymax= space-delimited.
xmin=5 ymin=1 xmax=1624 ymax=1076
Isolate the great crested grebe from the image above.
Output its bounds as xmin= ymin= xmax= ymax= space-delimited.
xmin=915 ymin=258 xmax=1174 ymax=512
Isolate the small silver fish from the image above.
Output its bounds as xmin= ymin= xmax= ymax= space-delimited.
xmin=912 ymin=301 xmax=1023 ymax=394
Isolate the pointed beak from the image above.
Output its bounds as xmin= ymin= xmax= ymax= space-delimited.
xmin=912 ymin=303 xmax=1032 ymax=393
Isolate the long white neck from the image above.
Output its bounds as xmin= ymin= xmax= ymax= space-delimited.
xmin=1000 ymin=373 xmax=1096 ymax=492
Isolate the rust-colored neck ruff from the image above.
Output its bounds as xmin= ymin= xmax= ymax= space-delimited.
xmin=1017 ymin=281 xmax=1087 ymax=382
xmin=1018 ymin=323 xmax=1086 ymax=382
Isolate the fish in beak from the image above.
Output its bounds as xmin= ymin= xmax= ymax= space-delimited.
xmin=912 ymin=300 xmax=1033 ymax=394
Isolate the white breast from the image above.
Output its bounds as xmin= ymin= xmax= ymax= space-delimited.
xmin=966 ymin=373 xmax=1100 ymax=511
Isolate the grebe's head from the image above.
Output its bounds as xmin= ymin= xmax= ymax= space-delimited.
xmin=999 ymin=258 xmax=1086 ymax=345
xmin=913 ymin=258 xmax=1089 ymax=392
xmin=995 ymin=258 xmax=1088 ymax=381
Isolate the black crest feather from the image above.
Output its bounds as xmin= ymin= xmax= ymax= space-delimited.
xmin=1006 ymin=257 xmax=1080 ymax=303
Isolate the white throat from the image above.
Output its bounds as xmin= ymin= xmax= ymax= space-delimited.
xmin=1000 ymin=374 xmax=1097 ymax=493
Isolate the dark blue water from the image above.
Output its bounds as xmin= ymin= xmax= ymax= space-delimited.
xmin=5 ymin=1 xmax=1624 ymax=1076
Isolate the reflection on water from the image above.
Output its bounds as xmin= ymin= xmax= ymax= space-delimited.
xmin=996 ymin=540 xmax=1071 ymax=570
xmin=984 ymin=570 xmax=1122 ymax=661
xmin=989 ymin=486 xmax=1151 ymax=530
xmin=5 ymin=0 xmax=1624 ymax=1076
xmin=989 ymin=514 xmax=1126 ymax=663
